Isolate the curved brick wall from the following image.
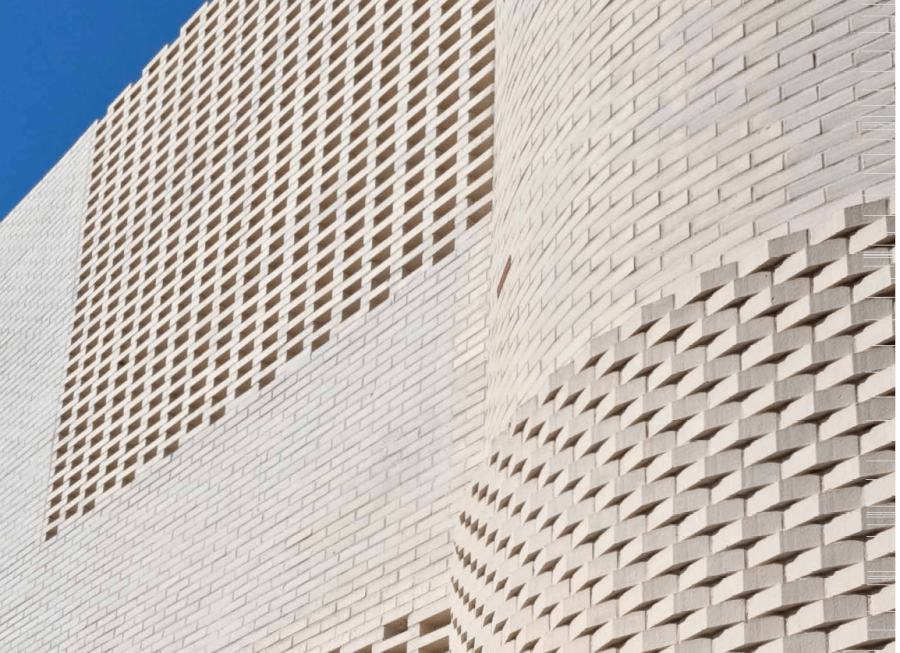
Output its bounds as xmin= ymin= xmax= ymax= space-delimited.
xmin=453 ymin=201 xmax=895 ymax=653
xmin=486 ymin=0 xmax=896 ymax=439
xmin=0 ymin=1 xmax=895 ymax=652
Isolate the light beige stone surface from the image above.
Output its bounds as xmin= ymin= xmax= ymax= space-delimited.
xmin=0 ymin=0 xmax=895 ymax=652
xmin=452 ymin=204 xmax=895 ymax=653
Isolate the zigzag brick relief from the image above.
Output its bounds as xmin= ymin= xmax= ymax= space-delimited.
xmin=451 ymin=201 xmax=895 ymax=653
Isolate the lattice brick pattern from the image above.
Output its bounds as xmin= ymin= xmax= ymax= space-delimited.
xmin=451 ymin=201 xmax=895 ymax=653
xmin=46 ymin=0 xmax=494 ymax=539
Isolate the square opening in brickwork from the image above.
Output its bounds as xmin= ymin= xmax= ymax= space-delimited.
xmin=163 ymin=440 xmax=179 ymax=458
xmin=286 ymin=341 xmax=304 ymax=360
xmin=372 ymin=268 xmax=390 ymax=290
xmin=342 ymin=298 xmax=361 ymax=322
xmin=434 ymin=220 xmax=454 ymax=245
xmin=313 ymin=310 xmax=331 ymax=333
xmin=311 ymin=331 xmax=330 ymax=352
xmin=235 ymin=378 xmax=252 ymax=397
xmin=369 ymin=289 xmax=389 ymax=310
xmin=384 ymin=616 xmax=408 ymax=639
xmin=420 ymin=610 xmax=451 ymax=635
xmin=467 ymin=202 xmax=491 ymax=228
xmin=402 ymin=253 xmax=423 ymax=278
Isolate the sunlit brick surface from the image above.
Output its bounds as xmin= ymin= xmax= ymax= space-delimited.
xmin=453 ymin=203 xmax=895 ymax=653
xmin=487 ymin=0 xmax=896 ymax=441
xmin=1 ymin=218 xmax=490 ymax=652
xmin=0 ymin=0 xmax=895 ymax=651
xmin=0 ymin=129 xmax=95 ymax=562
xmin=47 ymin=0 xmax=494 ymax=538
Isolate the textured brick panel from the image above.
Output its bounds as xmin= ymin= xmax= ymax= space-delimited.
xmin=487 ymin=0 xmax=896 ymax=440
xmin=0 ymin=220 xmax=489 ymax=652
xmin=47 ymin=0 xmax=494 ymax=538
xmin=452 ymin=202 xmax=895 ymax=653
xmin=0 ymin=0 xmax=896 ymax=651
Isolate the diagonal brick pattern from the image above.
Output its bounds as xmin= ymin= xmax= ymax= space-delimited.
xmin=46 ymin=0 xmax=494 ymax=539
xmin=0 ymin=0 xmax=895 ymax=651
xmin=452 ymin=202 xmax=895 ymax=653
xmin=487 ymin=0 xmax=896 ymax=445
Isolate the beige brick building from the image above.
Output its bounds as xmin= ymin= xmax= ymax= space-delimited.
xmin=0 ymin=0 xmax=894 ymax=651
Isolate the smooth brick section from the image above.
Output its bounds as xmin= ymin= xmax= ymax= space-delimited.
xmin=0 ymin=128 xmax=95 ymax=564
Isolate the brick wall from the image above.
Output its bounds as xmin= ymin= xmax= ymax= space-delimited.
xmin=453 ymin=201 xmax=896 ymax=653
xmin=0 ymin=214 xmax=489 ymax=652
xmin=0 ymin=0 xmax=895 ymax=652
xmin=0 ymin=128 xmax=94 ymax=567
xmin=487 ymin=0 xmax=895 ymax=440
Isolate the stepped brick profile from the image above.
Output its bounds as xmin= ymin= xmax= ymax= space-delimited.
xmin=0 ymin=0 xmax=894 ymax=652
xmin=453 ymin=201 xmax=895 ymax=653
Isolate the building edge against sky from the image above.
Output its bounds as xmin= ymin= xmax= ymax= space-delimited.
xmin=0 ymin=0 xmax=895 ymax=652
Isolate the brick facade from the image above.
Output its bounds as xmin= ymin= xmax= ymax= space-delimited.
xmin=0 ymin=0 xmax=894 ymax=652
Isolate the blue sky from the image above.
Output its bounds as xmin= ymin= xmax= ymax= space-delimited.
xmin=0 ymin=0 xmax=204 ymax=221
